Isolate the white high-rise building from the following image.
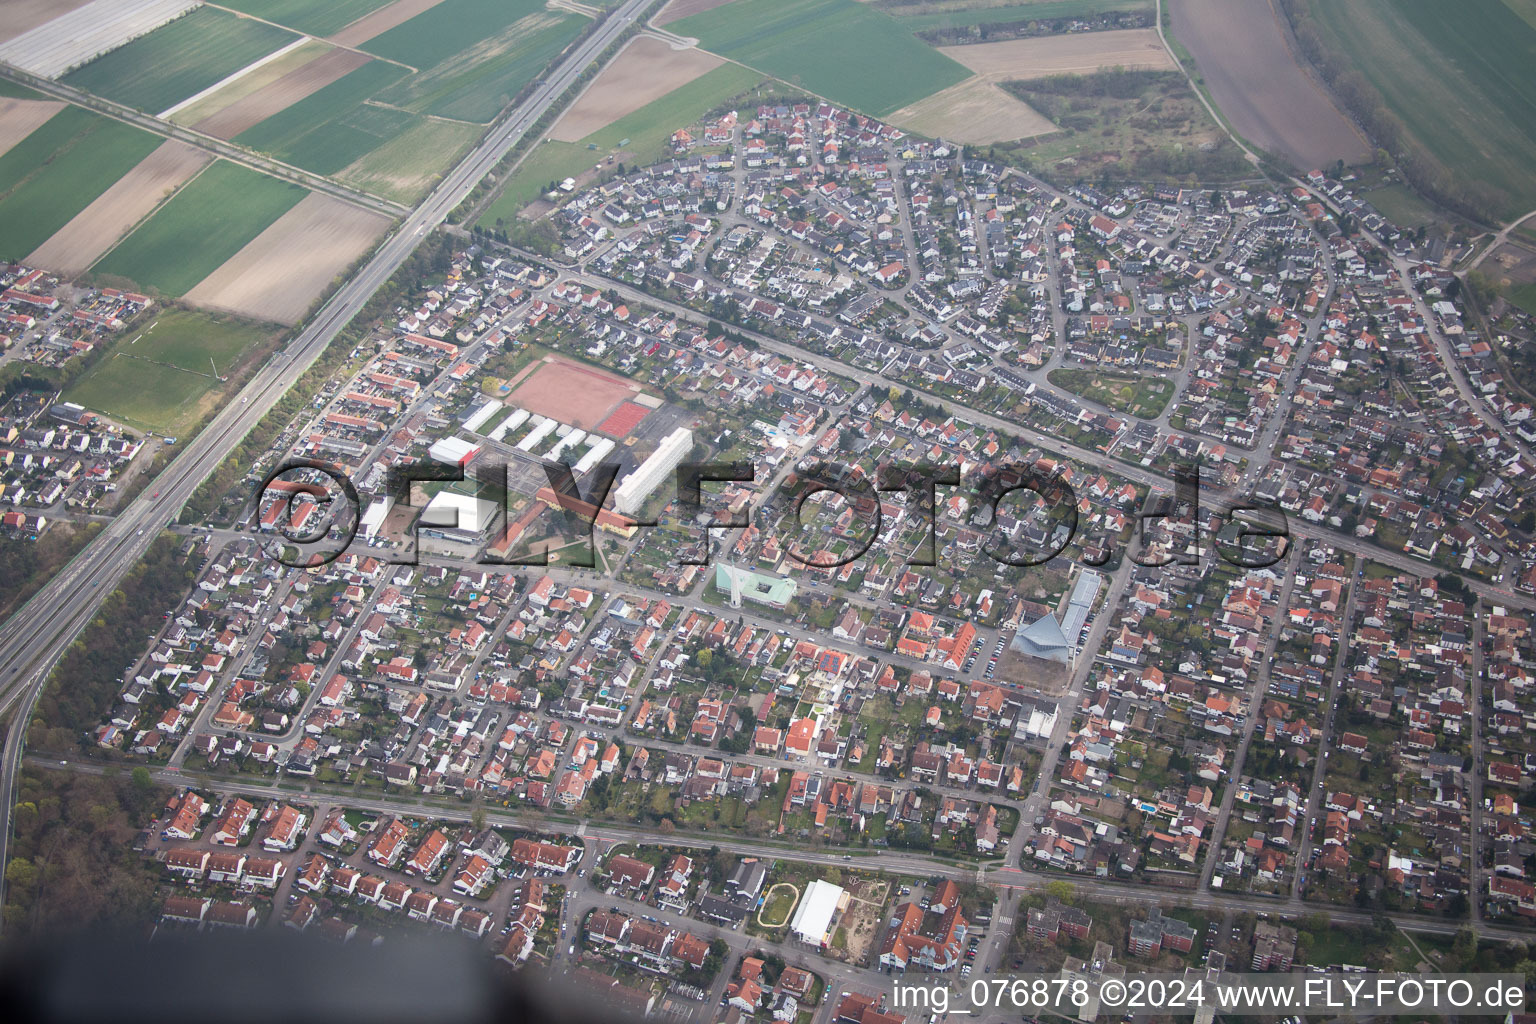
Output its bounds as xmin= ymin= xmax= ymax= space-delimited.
xmin=612 ymin=427 xmax=692 ymax=516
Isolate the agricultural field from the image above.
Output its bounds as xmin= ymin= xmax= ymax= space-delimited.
xmin=64 ymin=309 xmax=279 ymax=435
xmin=367 ymin=0 xmax=586 ymax=123
xmin=330 ymin=0 xmax=451 ymax=46
xmin=27 ymin=141 xmax=211 ymax=277
xmin=999 ymin=69 xmax=1250 ymax=183
xmin=672 ymin=0 xmax=969 ymax=117
xmin=232 ymin=60 xmax=412 ymax=174
xmin=880 ymin=0 xmax=1152 ymax=32
xmin=183 ymin=193 xmax=393 ymax=324
xmin=0 ymin=106 xmax=98 ymax=194
xmin=163 ymin=38 xmax=333 ymax=127
xmin=552 ymin=36 xmax=723 ymax=142
xmin=219 ymin=0 xmax=397 ymax=37
xmin=0 ymin=111 xmax=161 ymax=261
xmin=1169 ymin=0 xmax=1367 ymax=171
xmin=92 ymin=160 xmax=309 ymax=297
xmin=60 ymin=6 xmax=299 ymax=115
xmin=1299 ymin=0 xmax=1536 ymax=218
xmin=0 ymin=97 xmax=64 ymax=160
xmin=939 ymin=27 xmax=1174 ymax=78
xmin=478 ymin=62 xmax=762 ymax=228
xmin=0 ymin=0 xmax=91 ymax=44
xmin=337 ymin=116 xmax=481 ymax=203
xmin=888 ymin=75 xmax=1055 ymax=144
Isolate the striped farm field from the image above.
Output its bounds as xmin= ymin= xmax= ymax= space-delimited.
xmin=672 ymin=0 xmax=969 ymax=116
xmin=0 ymin=110 xmax=161 ymax=260
xmin=92 ymin=160 xmax=308 ymax=296
xmin=219 ymin=0 xmax=397 ymax=36
xmin=61 ymin=6 xmax=299 ymax=114
xmin=233 ymin=60 xmax=411 ymax=173
xmin=0 ymin=106 xmax=97 ymax=195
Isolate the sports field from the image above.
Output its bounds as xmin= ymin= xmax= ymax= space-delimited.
xmin=507 ymin=356 xmax=644 ymax=431
xmin=64 ymin=309 xmax=278 ymax=433
xmin=1302 ymin=0 xmax=1536 ymax=217
xmin=61 ymin=6 xmax=299 ymax=114
xmin=369 ymin=1 xmax=585 ymax=123
xmin=0 ymin=113 xmax=160 ymax=261
xmin=478 ymin=62 xmax=762 ymax=226
xmin=672 ymin=0 xmax=969 ymax=117
xmin=234 ymin=60 xmax=412 ymax=173
xmin=92 ymin=161 xmax=308 ymax=296
xmin=220 ymin=0 xmax=395 ymax=36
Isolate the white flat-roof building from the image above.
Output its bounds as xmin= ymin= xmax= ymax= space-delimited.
xmin=789 ymin=879 xmax=846 ymax=948
xmin=420 ymin=492 xmax=499 ymax=544
xmin=613 ymin=427 xmax=692 ymax=516
xmin=428 ymin=436 xmax=480 ymax=467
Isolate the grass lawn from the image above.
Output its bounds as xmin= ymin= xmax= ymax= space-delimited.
xmin=672 ymin=0 xmax=969 ymax=117
xmin=478 ymin=62 xmax=762 ymax=227
xmin=1507 ymin=282 xmax=1536 ymax=317
xmin=886 ymin=0 xmax=1151 ymax=32
xmin=219 ymin=0 xmax=394 ymax=36
xmin=1047 ymin=367 xmax=1175 ymax=417
xmin=234 ymin=61 xmax=412 ymax=173
xmin=1358 ymin=183 xmax=1443 ymax=230
xmin=376 ymin=9 xmax=586 ymax=123
xmin=66 ymin=310 xmax=276 ymax=433
xmin=0 ymin=117 xmax=160 ymax=259
xmin=62 ymin=6 xmax=299 ymax=114
xmin=1305 ymin=0 xmax=1536 ymax=219
xmin=92 ymin=161 xmax=308 ymax=296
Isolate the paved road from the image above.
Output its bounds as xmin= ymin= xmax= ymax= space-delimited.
xmin=0 ymin=0 xmax=659 ymax=931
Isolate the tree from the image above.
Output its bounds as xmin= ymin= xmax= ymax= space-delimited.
xmin=1044 ymin=879 xmax=1076 ymax=904
xmin=471 ymin=806 xmax=487 ymax=832
xmin=1452 ymin=924 xmax=1478 ymax=968
xmin=130 ymin=767 xmax=153 ymax=793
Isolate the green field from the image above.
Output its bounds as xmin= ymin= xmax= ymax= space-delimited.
xmin=0 ymin=106 xmax=97 ymax=195
xmin=1304 ymin=0 xmax=1536 ymax=219
xmin=93 ymin=161 xmax=307 ymax=296
xmin=234 ymin=60 xmax=412 ymax=173
xmin=62 ymin=6 xmax=299 ymax=114
xmin=673 ymin=0 xmax=969 ymax=117
xmin=1358 ymin=183 xmax=1442 ymax=230
xmin=363 ymin=0 xmax=555 ymax=68
xmin=65 ymin=310 xmax=277 ymax=433
xmin=376 ymin=10 xmax=585 ymax=123
xmin=478 ymin=63 xmax=764 ymax=227
xmin=338 ymin=117 xmax=483 ymax=203
xmin=1047 ymin=367 xmax=1174 ymax=417
xmin=881 ymin=0 xmax=1151 ymax=31
xmin=0 ymin=118 xmax=160 ymax=260
xmin=219 ymin=0 xmax=394 ymax=36
xmin=1509 ymin=283 xmax=1536 ymax=317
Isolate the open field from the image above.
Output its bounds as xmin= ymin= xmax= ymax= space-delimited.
xmin=64 ymin=309 xmax=279 ymax=434
xmin=506 ymin=355 xmax=643 ymax=430
xmin=370 ymin=3 xmax=585 ymax=123
xmin=552 ymin=37 xmax=722 ymax=141
xmin=1047 ymin=367 xmax=1173 ymax=417
xmin=0 ymin=0 xmax=197 ymax=78
xmin=673 ymin=0 xmax=969 ymax=117
xmin=881 ymin=0 xmax=1152 ymax=31
xmin=1358 ymin=183 xmax=1442 ymax=231
xmin=1000 ymin=69 xmax=1249 ymax=182
xmin=183 ymin=193 xmax=393 ymax=324
xmin=478 ymin=62 xmax=762 ymax=226
xmin=655 ymin=0 xmax=734 ymax=25
xmin=1169 ymin=0 xmax=1367 ymax=170
xmin=27 ymin=141 xmax=211 ymax=277
xmin=889 ymin=74 xmax=1055 ymax=143
xmin=219 ymin=0 xmax=397 ymax=37
xmin=191 ymin=48 xmax=374 ymax=139
xmin=0 ymin=0 xmax=90 ymax=44
xmin=939 ymin=27 xmax=1173 ymax=78
xmin=1299 ymin=0 xmax=1536 ymax=218
xmin=337 ymin=115 xmax=481 ymax=203
xmin=61 ymin=6 xmax=299 ymax=114
xmin=0 ymin=106 xmax=98 ymax=195
xmin=0 ymin=116 xmax=161 ymax=261
xmin=92 ymin=160 xmax=308 ymax=296
xmin=165 ymin=38 xmax=332 ymax=126
xmin=0 ymin=98 xmax=65 ymax=161
xmin=233 ymin=61 xmax=411 ymax=173
xmin=330 ymin=0 xmax=448 ymax=47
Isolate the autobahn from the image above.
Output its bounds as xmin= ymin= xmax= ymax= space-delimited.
xmin=0 ymin=0 xmax=657 ymax=930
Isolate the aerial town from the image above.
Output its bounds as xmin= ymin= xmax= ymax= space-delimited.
xmin=0 ymin=0 xmax=1533 ymax=1022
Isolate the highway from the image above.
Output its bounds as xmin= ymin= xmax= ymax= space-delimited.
xmin=0 ymin=0 xmax=657 ymax=931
